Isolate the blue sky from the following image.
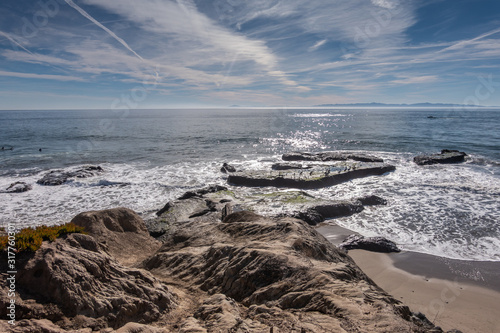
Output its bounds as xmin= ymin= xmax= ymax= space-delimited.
xmin=0 ymin=0 xmax=499 ymax=109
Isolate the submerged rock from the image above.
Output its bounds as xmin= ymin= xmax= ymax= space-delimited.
xmin=339 ymin=234 xmax=401 ymax=253
xmin=37 ymin=166 xmax=103 ymax=186
xmin=414 ymin=149 xmax=467 ymax=166
xmin=358 ymin=195 xmax=388 ymax=206
xmin=4 ymin=181 xmax=32 ymax=193
xmin=283 ymin=151 xmax=384 ymax=163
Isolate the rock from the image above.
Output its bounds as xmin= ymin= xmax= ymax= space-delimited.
xmin=358 ymin=195 xmax=387 ymax=206
xmin=37 ymin=166 xmax=103 ymax=186
xmin=339 ymin=234 xmax=401 ymax=253
xmin=5 ymin=181 xmax=32 ymax=193
xmin=292 ymin=200 xmax=364 ymax=226
xmin=221 ymin=203 xmax=233 ymax=221
xmin=222 ymin=210 xmax=264 ymax=223
xmin=292 ymin=209 xmax=325 ymax=225
xmin=143 ymin=213 xmax=434 ymax=332
xmin=220 ymin=163 xmax=237 ymax=173
xmin=228 ymin=163 xmax=395 ymax=189
xmin=414 ymin=150 xmax=467 ymax=165
xmin=271 ymin=163 xmax=311 ymax=170
xmin=14 ymin=233 xmax=175 ymax=329
xmin=178 ymin=185 xmax=228 ymax=200
xmin=36 ymin=170 xmax=70 ymax=185
xmin=156 ymin=201 xmax=173 ymax=217
xmin=71 ymin=207 xmax=161 ymax=266
xmin=282 ymin=151 xmax=384 ymax=163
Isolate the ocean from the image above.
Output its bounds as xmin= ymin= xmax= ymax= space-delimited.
xmin=1 ymin=108 xmax=499 ymax=261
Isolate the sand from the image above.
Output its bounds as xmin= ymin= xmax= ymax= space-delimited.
xmin=317 ymin=224 xmax=500 ymax=333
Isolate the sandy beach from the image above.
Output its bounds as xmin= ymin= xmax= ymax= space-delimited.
xmin=317 ymin=224 xmax=500 ymax=333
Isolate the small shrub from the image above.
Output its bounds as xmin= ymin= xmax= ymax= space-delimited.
xmin=0 ymin=223 xmax=86 ymax=252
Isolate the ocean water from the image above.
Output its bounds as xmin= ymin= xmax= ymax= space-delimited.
xmin=1 ymin=108 xmax=499 ymax=261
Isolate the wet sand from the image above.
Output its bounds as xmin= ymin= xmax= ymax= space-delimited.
xmin=317 ymin=224 xmax=500 ymax=333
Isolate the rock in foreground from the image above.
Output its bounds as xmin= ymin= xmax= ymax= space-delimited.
xmin=414 ymin=150 xmax=467 ymax=166
xmin=1 ymin=207 xmax=446 ymax=332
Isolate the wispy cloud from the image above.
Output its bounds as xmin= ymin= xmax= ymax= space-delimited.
xmin=308 ymin=39 xmax=327 ymax=52
xmin=0 ymin=70 xmax=85 ymax=82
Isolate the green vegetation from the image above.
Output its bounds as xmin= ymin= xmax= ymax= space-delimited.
xmin=0 ymin=223 xmax=86 ymax=252
xmin=260 ymin=191 xmax=315 ymax=204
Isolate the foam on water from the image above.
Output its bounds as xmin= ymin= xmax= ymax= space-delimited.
xmin=316 ymin=152 xmax=500 ymax=261
xmin=1 ymin=151 xmax=499 ymax=261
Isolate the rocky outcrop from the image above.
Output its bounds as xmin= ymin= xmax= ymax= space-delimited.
xmin=283 ymin=151 xmax=384 ymax=163
xmin=143 ymin=212 xmax=435 ymax=332
xmin=3 ymin=181 xmax=32 ymax=193
xmin=71 ymin=207 xmax=161 ymax=266
xmin=37 ymin=166 xmax=103 ymax=186
xmin=339 ymin=234 xmax=401 ymax=253
xmin=9 ymin=233 xmax=175 ymax=330
xmin=228 ymin=162 xmax=396 ymax=189
xmin=414 ymin=150 xmax=467 ymax=166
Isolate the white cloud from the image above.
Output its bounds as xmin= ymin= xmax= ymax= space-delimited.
xmin=392 ymin=75 xmax=438 ymax=85
xmin=308 ymin=39 xmax=327 ymax=52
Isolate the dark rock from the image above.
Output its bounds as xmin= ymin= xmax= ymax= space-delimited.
xmin=292 ymin=209 xmax=325 ymax=225
xmin=36 ymin=170 xmax=70 ymax=186
xmin=271 ymin=163 xmax=311 ymax=170
xmin=313 ymin=201 xmax=364 ymax=219
xmin=358 ymin=195 xmax=387 ymax=206
xmin=189 ymin=209 xmax=212 ymax=218
xmin=37 ymin=166 xmax=103 ymax=186
xmin=156 ymin=201 xmax=173 ymax=216
xmin=206 ymin=199 xmax=218 ymax=211
xmin=5 ymin=181 xmax=32 ymax=193
xmin=178 ymin=185 xmax=228 ymax=200
xmin=339 ymin=234 xmax=401 ymax=253
xmin=414 ymin=150 xmax=467 ymax=166
xmin=282 ymin=151 xmax=384 ymax=163
xmin=221 ymin=203 xmax=233 ymax=221
xmin=228 ymin=163 xmax=395 ymax=189
xmin=220 ymin=163 xmax=237 ymax=173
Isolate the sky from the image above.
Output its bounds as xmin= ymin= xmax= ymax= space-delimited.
xmin=0 ymin=0 xmax=499 ymax=109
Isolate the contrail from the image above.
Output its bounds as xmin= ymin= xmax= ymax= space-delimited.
xmin=0 ymin=31 xmax=34 ymax=55
xmin=63 ymin=0 xmax=144 ymax=61
xmin=438 ymin=27 xmax=500 ymax=53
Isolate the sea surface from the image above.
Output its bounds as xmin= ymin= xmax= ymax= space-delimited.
xmin=1 ymin=108 xmax=499 ymax=262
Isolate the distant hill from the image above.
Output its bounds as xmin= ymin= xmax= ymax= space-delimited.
xmin=314 ymin=102 xmax=491 ymax=108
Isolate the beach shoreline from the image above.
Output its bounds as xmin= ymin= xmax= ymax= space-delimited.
xmin=317 ymin=223 xmax=500 ymax=333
